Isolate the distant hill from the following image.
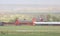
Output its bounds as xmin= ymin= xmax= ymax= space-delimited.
xmin=0 ymin=12 xmax=60 ymax=15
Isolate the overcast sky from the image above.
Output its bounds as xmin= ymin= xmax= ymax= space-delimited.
xmin=0 ymin=0 xmax=60 ymax=5
xmin=0 ymin=0 xmax=60 ymax=12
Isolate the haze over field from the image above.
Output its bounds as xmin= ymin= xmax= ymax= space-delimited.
xmin=0 ymin=0 xmax=60 ymax=14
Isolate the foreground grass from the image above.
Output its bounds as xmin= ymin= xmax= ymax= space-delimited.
xmin=0 ymin=26 xmax=60 ymax=30
xmin=0 ymin=32 xmax=60 ymax=36
xmin=0 ymin=26 xmax=60 ymax=36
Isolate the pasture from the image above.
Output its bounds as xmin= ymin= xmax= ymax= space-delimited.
xmin=0 ymin=26 xmax=60 ymax=36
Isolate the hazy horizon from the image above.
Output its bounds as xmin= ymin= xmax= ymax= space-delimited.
xmin=0 ymin=0 xmax=60 ymax=13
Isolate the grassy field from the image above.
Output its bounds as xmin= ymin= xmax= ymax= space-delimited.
xmin=0 ymin=26 xmax=60 ymax=36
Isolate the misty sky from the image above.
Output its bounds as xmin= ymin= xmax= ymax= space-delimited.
xmin=0 ymin=0 xmax=60 ymax=5
xmin=0 ymin=0 xmax=60 ymax=12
